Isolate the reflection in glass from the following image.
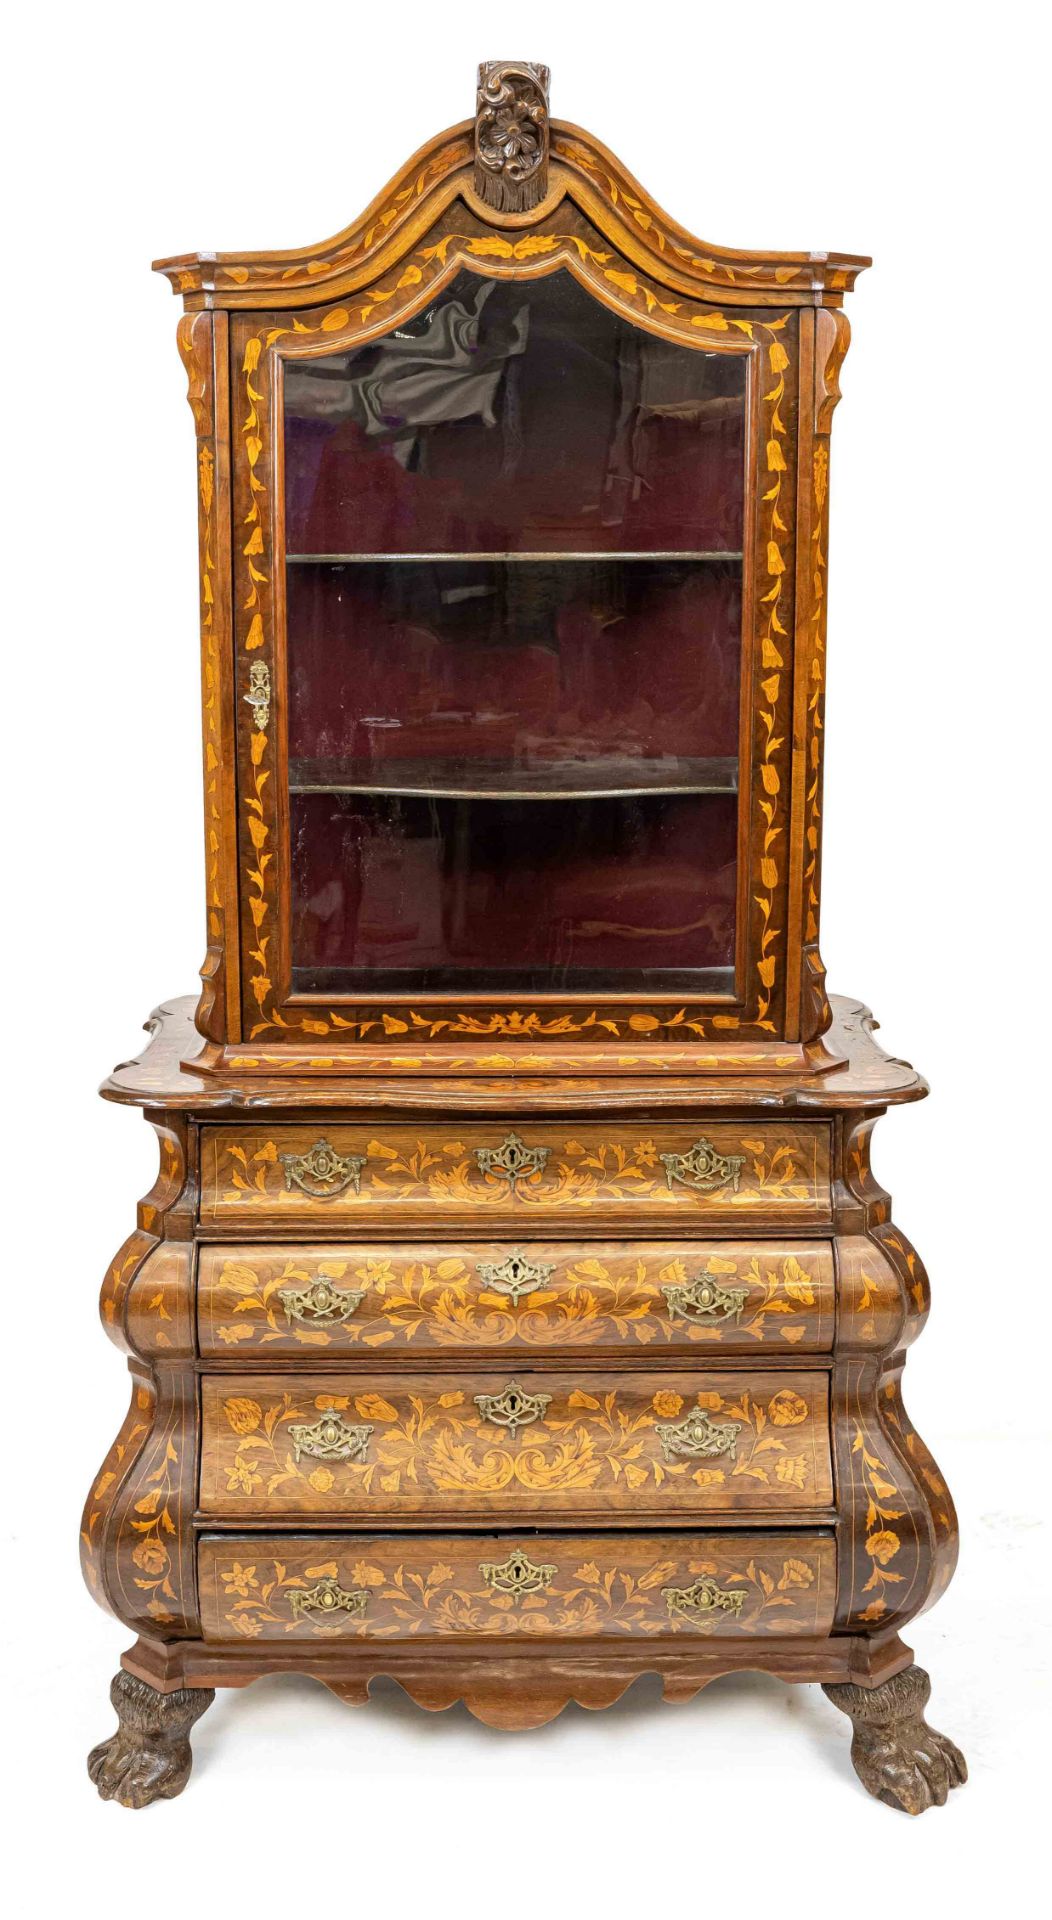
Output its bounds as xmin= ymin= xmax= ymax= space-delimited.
xmin=282 ymin=267 xmax=749 ymax=997
xmin=290 ymin=792 xmax=738 ymax=993
xmin=284 ymin=271 xmax=747 ymax=556
xmin=286 ymin=558 xmax=741 ymax=777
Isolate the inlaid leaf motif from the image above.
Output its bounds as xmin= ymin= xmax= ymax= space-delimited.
xmin=782 ymin=1256 xmax=815 ymax=1305
xmin=355 ymin=1395 xmax=398 ymax=1422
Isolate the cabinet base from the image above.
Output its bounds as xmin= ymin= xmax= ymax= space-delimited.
xmin=91 ymin=1642 xmax=964 ymax=1812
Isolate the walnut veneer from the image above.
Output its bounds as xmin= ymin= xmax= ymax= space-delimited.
xmin=82 ymin=62 xmax=964 ymax=1813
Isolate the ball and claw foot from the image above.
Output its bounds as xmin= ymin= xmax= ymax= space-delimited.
xmin=88 ymin=1670 xmax=215 ymax=1808
xmin=823 ymin=1664 xmax=967 ymax=1815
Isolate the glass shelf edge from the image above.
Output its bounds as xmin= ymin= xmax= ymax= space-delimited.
xmin=288 ymin=782 xmax=739 ymax=800
xmin=285 ymin=550 xmax=745 ymax=565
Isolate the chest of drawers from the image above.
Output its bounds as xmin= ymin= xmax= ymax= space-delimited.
xmin=82 ymin=61 xmax=964 ymax=1816
xmin=84 ymin=995 xmax=963 ymax=1814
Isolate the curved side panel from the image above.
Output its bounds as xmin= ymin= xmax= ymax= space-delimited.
xmin=103 ymin=1356 xmax=199 ymax=1637
xmin=98 ymin=1227 xmax=157 ymax=1354
xmin=83 ymin=1115 xmax=200 ymax=1636
xmin=833 ymin=1116 xmax=958 ymax=1635
xmin=880 ymin=1379 xmax=959 ymax=1619
xmin=81 ymin=1380 xmax=156 ymax=1618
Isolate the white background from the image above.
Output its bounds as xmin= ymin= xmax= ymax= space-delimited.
xmin=3 ymin=0 xmax=1047 ymax=1908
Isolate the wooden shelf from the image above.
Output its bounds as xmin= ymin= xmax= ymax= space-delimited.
xmin=288 ymin=754 xmax=739 ymax=802
xmin=285 ymin=550 xmax=744 ymax=565
xmin=291 ymin=963 xmax=738 ymax=996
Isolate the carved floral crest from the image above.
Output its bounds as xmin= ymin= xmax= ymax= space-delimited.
xmin=474 ymin=60 xmax=550 ymax=212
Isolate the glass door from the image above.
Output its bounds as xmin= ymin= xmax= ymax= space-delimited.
xmin=280 ymin=268 xmax=747 ymax=996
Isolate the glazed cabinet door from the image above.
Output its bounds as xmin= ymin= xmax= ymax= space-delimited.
xmin=230 ymin=215 xmax=801 ymax=1052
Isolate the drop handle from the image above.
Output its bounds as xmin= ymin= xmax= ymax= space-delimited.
xmin=280 ymin=1138 xmax=366 ymax=1199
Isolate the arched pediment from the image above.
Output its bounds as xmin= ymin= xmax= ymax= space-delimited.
xmin=155 ymin=64 xmax=868 ymax=312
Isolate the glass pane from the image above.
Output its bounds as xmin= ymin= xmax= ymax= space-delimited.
xmin=284 ymin=271 xmax=745 ymax=555
xmin=286 ymin=557 xmax=741 ymax=776
xmin=290 ymin=792 xmax=737 ymax=993
xmin=282 ymin=268 xmax=747 ymax=998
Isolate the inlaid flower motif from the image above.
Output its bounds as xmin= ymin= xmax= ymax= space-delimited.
xmin=222 ymin=1562 xmax=258 ymax=1597
xmin=132 ymin=1539 xmax=168 ymax=1575
xmin=768 ymin=1389 xmax=809 ymax=1426
xmin=226 ymin=1459 xmax=261 ymax=1496
xmin=652 ymin=1390 xmax=684 ymax=1418
xmin=775 ymin=1456 xmax=807 ymax=1488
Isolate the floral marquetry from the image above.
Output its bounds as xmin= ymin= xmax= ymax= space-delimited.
xmin=198 ymin=1533 xmax=838 ymax=1642
xmin=198 ymin=1370 xmax=832 ymax=1518
xmin=200 ymin=1124 xmax=832 ymax=1225
xmin=197 ymin=1240 xmax=836 ymax=1357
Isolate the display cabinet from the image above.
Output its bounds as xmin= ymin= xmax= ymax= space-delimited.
xmin=83 ymin=62 xmax=965 ymax=1812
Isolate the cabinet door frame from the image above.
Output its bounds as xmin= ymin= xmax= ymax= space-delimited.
xmin=229 ymin=208 xmax=802 ymax=1055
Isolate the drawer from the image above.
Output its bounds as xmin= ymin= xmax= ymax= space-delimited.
xmin=198 ymin=1239 xmax=836 ymax=1358
xmin=199 ymin=1530 xmax=837 ymax=1643
xmin=200 ymin=1369 xmax=833 ymax=1520
xmin=199 ymin=1122 xmax=832 ymax=1228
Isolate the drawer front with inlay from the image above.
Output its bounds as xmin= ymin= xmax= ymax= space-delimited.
xmin=198 ymin=1530 xmax=837 ymax=1643
xmin=198 ymin=1240 xmax=836 ymax=1357
xmin=199 ymin=1369 xmax=833 ymax=1520
xmin=199 ymin=1122 xmax=832 ymax=1228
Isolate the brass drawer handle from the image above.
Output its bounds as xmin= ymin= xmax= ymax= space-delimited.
xmin=288 ymin=1410 xmax=373 ymax=1463
xmin=474 ymin=1131 xmax=550 ymax=1192
xmin=476 ymin=1249 xmax=555 ymax=1303
xmin=474 ymin=1381 xmax=552 ymax=1433
xmin=663 ymin=1272 xmax=749 ymax=1324
xmin=479 ymin=1551 xmax=557 ymax=1597
xmin=280 ymin=1137 xmax=366 ymax=1199
xmin=655 ymin=1408 xmax=741 ymax=1461
xmin=289 ymin=1578 xmax=369 ymax=1622
xmin=279 ymin=1279 xmax=366 ymax=1326
xmin=662 ymin=1576 xmax=746 ymax=1624
xmin=660 ymin=1137 xmax=745 ymax=1195
xmin=244 ymin=660 xmax=271 ymax=731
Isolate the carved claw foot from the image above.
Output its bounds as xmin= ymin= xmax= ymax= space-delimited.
xmin=823 ymin=1664 xmax=966 ymax=1814
xmin=88 ymin=1670 xmax=215 ymax=1808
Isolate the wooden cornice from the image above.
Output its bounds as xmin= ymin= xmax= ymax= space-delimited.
xmin=154 ymin=118 xmax=869 ymax=312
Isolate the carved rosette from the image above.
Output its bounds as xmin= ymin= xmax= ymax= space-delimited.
xmin=474 ymin=60 xmax=550 ymax=213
